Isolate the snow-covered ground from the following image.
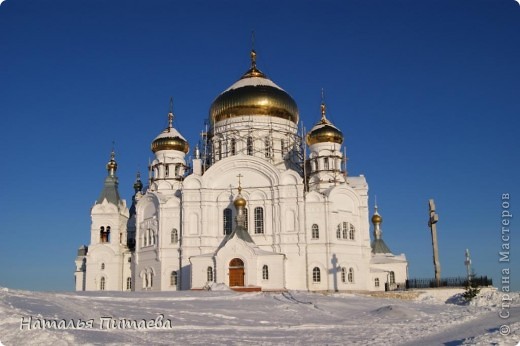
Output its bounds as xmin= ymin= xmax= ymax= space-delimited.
xmin=0 ymin=286 xmax=518 ymax=345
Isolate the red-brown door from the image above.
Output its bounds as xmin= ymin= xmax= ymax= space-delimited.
xmin=229 ymin=258 xmax=245 ymax=287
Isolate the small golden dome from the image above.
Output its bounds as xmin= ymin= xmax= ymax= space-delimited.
xmin=106 ymin=150 xmax=117 ymax=174
xmin=209 ymin=50 xmax=299 ymax=124
xmin=151 ymin=134 xmax=189 ymax=153
xmin=151 ymin=111 xmax=189 ymax=154
xmin=306 ymin=103 xmax=343 ymax=146
xmin=234 ymin=195 xmax=247 ymax=208
xmin=372 ymin=213 xmax=382 ymax=224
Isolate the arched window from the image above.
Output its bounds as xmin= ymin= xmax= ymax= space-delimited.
xmin=126 ymin=277 xmax=132 ymax=290
xmin=265 ymin=138 xmax=271 ymax=158
xmin=311 ymin=224 xmax=319 ymax=239
xmin=324 ymin=157 xmax=329 ymax=170
xmin=101 ymin=263 xmax=105 ymax=270
xmin=254 ymin=207 xmax=264 ymax=234
xmin=312 ymin=267 xmax=321 ymax=283
xmin=99 ymin=226 xmax=105 ymax=243
xmin=165 ymin=165 xmax=169 ymax=177
xmin=342 ymin=222 xmax=348 ymax=239
xmin=223 ymin=208 xmax=232 ymax=235
xmin=100 ymin=277 xmax=106 ymax=291
xmin=336 ymin=225 xmax=341 ymax=239
xmin=171 ymin=229 xmax=179 ymax=244
xmin=148 ymin=229 xmax=153 ymax=245
xmin=149 ymin=271 xmax=153 ymax=288
xmin=341 ymin=267 xmax=347 ymax=283
xmin=348 ymin=268 xmax=354 ymax=283
xmin=374 ymin=278 xmax=380 ymax=287
xmin=349 ymin=224 xmax=355 ymax=240
xmin=100 ymin=226 xmax=111 ymax=243
xmin=171 ymin=271 xmax=178 ymax=287
xmin=389 ymin=271 xmax=395 ymax=284
xmin=281 ymin=139 xmax=286 ymax=157
xmin=262 ymin=265 xmax=269 ymax=280
xmin=207 ymin=267 xmax=214 ymax=282
xmin=231 ymin=138 xmax=236 ymax=155
xmin=247 ymin=136 xmax=253 ymax=155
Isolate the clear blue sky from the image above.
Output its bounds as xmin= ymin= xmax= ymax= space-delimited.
xmin=0 ymin=0 xmax=518 ymax=291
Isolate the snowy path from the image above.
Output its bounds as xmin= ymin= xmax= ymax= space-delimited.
xmin=0 ymin=288 xmax=518 ymax=345
xmin=401 ymin=308 xmax=520 ymax=346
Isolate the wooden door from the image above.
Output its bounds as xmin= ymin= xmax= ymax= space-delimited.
xmin=229 ymin=258 xmax=245 ymax=287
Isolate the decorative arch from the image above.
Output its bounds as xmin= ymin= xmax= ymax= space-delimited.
xmin=201 ymin=156 xmax=282 ymax=189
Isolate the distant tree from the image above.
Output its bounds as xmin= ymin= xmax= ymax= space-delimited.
xmin=462 ymin=271 xmax=481 ymax=302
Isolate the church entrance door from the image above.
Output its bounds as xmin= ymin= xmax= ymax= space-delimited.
xmin=229 ymin=258 xmax=245 ymax=287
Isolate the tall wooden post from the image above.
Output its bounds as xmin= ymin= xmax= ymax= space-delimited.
xmin=428 ymin=199 xmax=441 ymax=287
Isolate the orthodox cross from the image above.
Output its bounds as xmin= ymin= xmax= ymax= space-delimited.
xmin=237 ymin=173 xmax=243 ymax=193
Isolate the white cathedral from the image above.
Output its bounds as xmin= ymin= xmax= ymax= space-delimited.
xmin=74 ymin=50 xmax=408 ymax=292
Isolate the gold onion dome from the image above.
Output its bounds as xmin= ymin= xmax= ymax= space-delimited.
xmin=209 ymin=50 xmax=299 ymax=124
xmin=106 ymin=150 xmax=118 ymax=173
xmin=234 ymin=177 xmax=247 ymax=208
xmin=306 ymin=102 xmax=344 ymax=146
xmin=151 ymin=111 xmax=189 ymax=154
xmin=234 ymin=194 xmax=247 ymax=208
xmin=372 ymin=207 xmax=383 ymax=224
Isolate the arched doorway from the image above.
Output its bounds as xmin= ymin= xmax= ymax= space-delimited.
xmin=229 ymin=258 xmax=245 ymax=287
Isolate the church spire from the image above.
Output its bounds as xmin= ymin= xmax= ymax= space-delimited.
xmin=371 ymin=199 xmax=392 ymax=254
xmin=106 ymin=145 xmax=118 ymax=177
xmin=97 ymin=147 xmax=121 ymax=206
xmin=372 ymin=197 xmax=383 ymax=240
xmin=133 ymin=171 xmax=143 ymax=193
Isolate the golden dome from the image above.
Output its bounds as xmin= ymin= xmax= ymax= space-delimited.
xmin=372 ymin=213 xmax=382 ymax=224
xmin=106 ymin=150 xmax=118 ymax=174
xmin=306 ymin=103 xmax=343 ymax=146
xmin=151 ymin=134 xmax=189 ymax=153
xmin=151 ymin=111 xmax=189 ymax=154
xmin=372 ymin=204 xmax=383 ymax=224
xmin=234 ymin=195 xmax=247 ymax=208
xmin=209 ymin=50 xmax=299 ymax=124
xmin=234 ymin=175 xmax=247 ymax=208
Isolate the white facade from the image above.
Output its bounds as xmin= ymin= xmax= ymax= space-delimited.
xmin=75 ymin=51 xmax=408 ymax=292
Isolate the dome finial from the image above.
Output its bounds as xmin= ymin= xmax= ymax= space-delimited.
xmin=106 ymin=142 xmax=118 ymax=177
xmin=250 ymin=30 xmax=257 ymax=69
xmin=168 ymin=97 xmax=174 ymax=132
xmin=320 ymin=88 xmax=327 ymax=121
xmin=237 ymin=173 xmax=243 ymax=194
xmin=133 ymin=171 xmax=143 ymax=193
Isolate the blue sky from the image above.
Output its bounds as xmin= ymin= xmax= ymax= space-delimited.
xmin=0 ymin=0 xmax=518 ymax=291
